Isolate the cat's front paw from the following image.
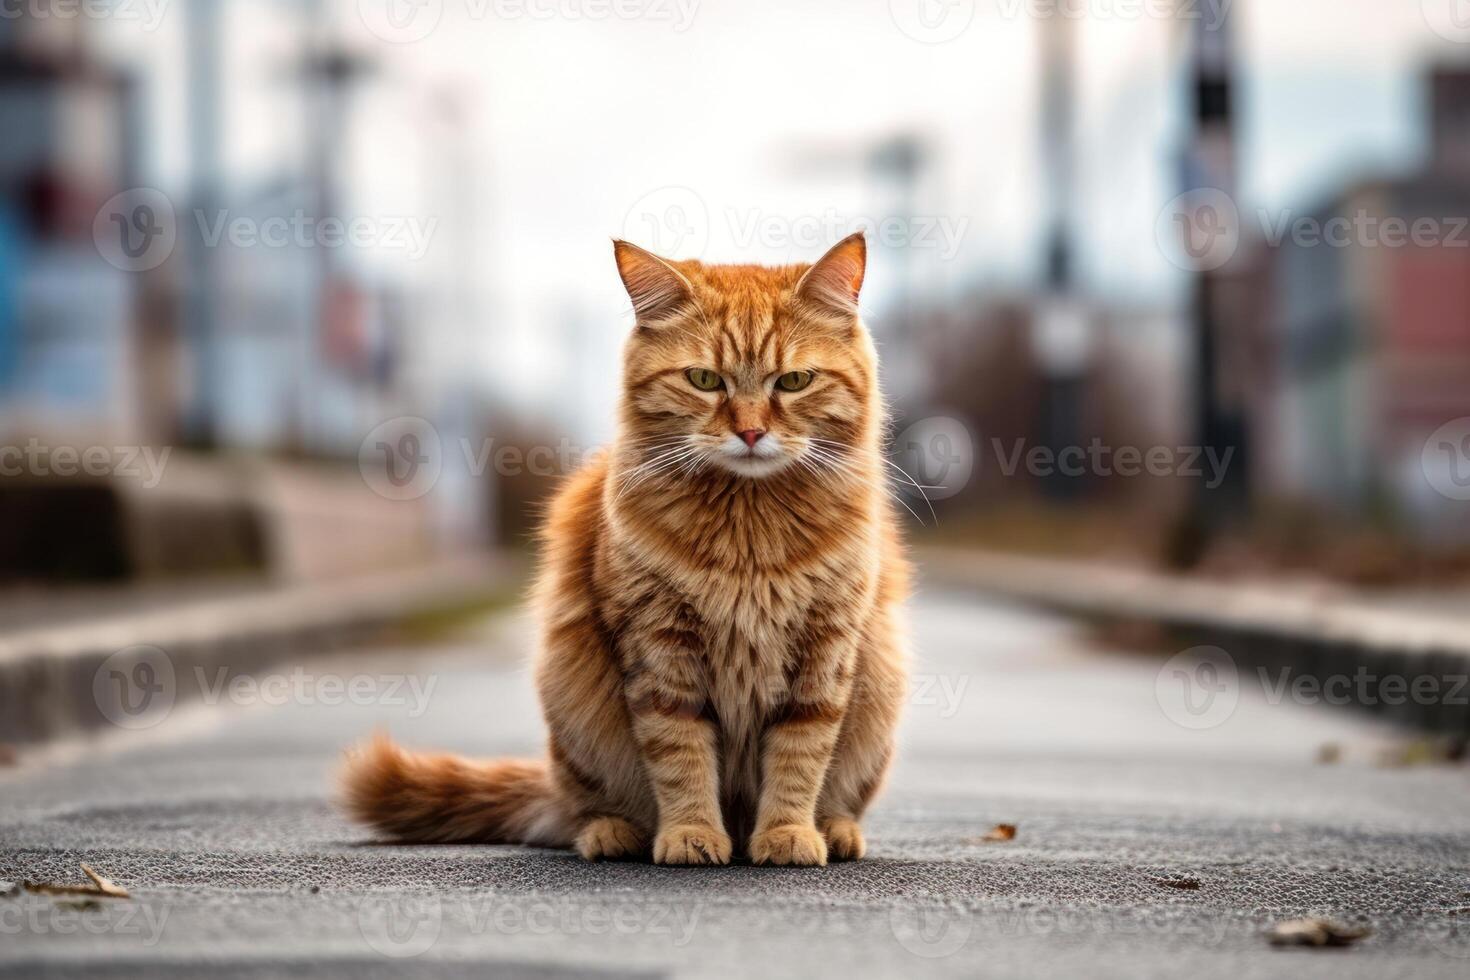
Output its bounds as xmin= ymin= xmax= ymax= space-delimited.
xmin=749 ymin=824 xmax=828 ymax=867
xmin=821 ymin=818 xmax=866 ymax=861
xmin=653 ymin=823 xmax=732 ymax=865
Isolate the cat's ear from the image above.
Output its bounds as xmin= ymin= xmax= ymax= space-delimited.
xmin=795 ymin=232 xmax=866 ymax=317
xmin=613 ymin=240 xmax=694 ymax=326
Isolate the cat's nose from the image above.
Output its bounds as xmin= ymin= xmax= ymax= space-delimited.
xmin=738 ymin=429 xmax=766 ymax=449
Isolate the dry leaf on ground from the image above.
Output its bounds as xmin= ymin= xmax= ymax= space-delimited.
xmin=22 ymin=863 xmax=129 ymax=900
xmin=1151 ymin=876 xmax=1202 ymax=890
xmin=1267 ymin=917 xmax=1370 ymax=947
xmin=971 ymin=824 xmax=1017 ymax=843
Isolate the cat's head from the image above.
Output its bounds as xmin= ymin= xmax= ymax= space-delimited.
xmin=612 ymin=233 xmax=879 ymax=481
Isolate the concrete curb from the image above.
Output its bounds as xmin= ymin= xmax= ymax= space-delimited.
xmin=0 ymin=556 xmax=518 ymax=746
xmin=924 ymin=548 xmax=1470 ymax=735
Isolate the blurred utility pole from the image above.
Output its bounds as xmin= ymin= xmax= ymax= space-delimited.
xmin=1173 ymin=0 xmax=1249 ymax=564
xmin=867 ymin=134 xmax=924 ymax=330
xmin=784 ymin=133 xmax=930 ymax=402
xmin=1034 ymin=13 xmax=1091 ymax=499
xmin=183 ymin=0 xmax=222 ymax=446
xmin=298 ymin=2 xmax=374 ymax=454
xmin=1040 ymin=14 xmax=1074 ymax=296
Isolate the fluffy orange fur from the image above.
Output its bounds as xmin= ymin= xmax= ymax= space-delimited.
xmin=343 ymin=233 xmax=910 ymax=865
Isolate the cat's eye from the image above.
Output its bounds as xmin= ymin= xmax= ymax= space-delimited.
xmin=776 ymin=371 xmax=814 ymax=392
xmin=685 ymin=368 xmax=724 ymax=392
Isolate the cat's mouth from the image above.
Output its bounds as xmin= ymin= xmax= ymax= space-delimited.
xmin=713 ymin=433 xmax=791 ymax=478
xmin=718 ymin=455 xmax=791 ymax=478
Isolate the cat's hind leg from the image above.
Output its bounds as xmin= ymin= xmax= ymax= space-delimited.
xmin=574 ymin=816 xmax=648 ymax=861
xmin=815 ymin=626 xmax=906 ymax=861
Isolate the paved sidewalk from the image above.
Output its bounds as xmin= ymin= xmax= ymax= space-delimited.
xmin=921 ymin=547 xmax=1470 ymax=656
xmin=925 ymin=548 xmax=1470 ymax=736
xmin=0 ymin=555 xmax=518 ymax=747
xmin=2 ymin=591 xmax=1467 ymax=978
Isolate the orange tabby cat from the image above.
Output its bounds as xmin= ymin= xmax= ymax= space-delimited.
xmin=342 ymin=233 xmax=910 ymax=865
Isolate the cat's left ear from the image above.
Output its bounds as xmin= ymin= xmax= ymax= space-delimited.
xmin=795 ymin=232 xmax=866 ymax=317
xmin=613 ymin=239 xmax=694 ymax=326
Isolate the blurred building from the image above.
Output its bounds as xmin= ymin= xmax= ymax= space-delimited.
xmin=0 ymin=14 xmax=150 ymax=440
xmin=0 ymin=3 xmax=485 ymax=455
xmin=901 ymin=289 xmax=1185 ymax=512
xmin=1251 ymin=66 xmax=1470 ymax=543
xmin=0 ymin=5 xmax=494 ymax=581
xmin=896 ymin=15 xmax=1189 ymax=516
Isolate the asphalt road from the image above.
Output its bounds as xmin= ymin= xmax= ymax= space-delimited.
xmin=3 ymin=590 xmax=1469 ymax=979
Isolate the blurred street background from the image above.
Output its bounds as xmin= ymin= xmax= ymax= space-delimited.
xmin=2 ymin=0 xmax=1470 ymax=976
xmin=4 ymin=0 xmax=1470 ymax=581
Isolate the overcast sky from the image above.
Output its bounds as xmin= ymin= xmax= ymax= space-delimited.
xmin=102 ymin=0 xmax=1470 ymax=433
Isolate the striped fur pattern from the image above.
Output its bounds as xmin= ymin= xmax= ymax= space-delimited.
xmin=343 ymin=233 xmax=910 ymax=865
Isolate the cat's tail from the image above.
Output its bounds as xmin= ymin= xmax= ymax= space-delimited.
xmin=340 ymin=733 xmax=574 ymax=846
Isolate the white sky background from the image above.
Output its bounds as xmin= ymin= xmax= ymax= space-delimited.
xmin=102 ymin=0 xmax=1470 ymax=440
xmin=347 ymin=0 xmax=1457 ymax=434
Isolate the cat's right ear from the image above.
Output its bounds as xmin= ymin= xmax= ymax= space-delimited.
xmin=613 ymin=240 xmax=693 ymax=326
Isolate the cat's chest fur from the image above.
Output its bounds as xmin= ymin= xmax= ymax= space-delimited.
xmin=699 ymin=584 xmax=802 ymax=724
xmin=609 ymin=500 xmax=871 ymax=832
xmin=689 ymin=574 xmax=816 ymax=838
xmin=660 ymin=539 xmax=867 ymax=725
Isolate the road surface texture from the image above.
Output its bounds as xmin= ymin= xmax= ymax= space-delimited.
xmin=3 ymin=589 xmax=1469 ymax=978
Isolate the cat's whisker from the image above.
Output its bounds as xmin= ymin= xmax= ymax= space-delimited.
xmin=614 ymin=441 xmax=692 ymax=481
xmin=801 ymin=442 xmax=868 ymax=481
xmin=636 ymin=445 xmax=707 ymax=483
xmin=802 ymin=441 xmax=932 ymax=525
xmin=793 ymin=452 xmax=828 ymax=485
xmin=674 ymin=451 xmax=711 ymax=480
xmin=621 ymin=454 xmax=696 ymax=496
xmin=623 ymin=436 xmax=685 ymax=449
xmin=620 ymin=447 xmax=682 ymax=479
xmin=879 ymin=457 xmax=937 ymax=525
xmin=804 ymin=451 xmax=858 ymax=478
xmin=885 ymin=485 xmax=928 ymax=527
xmin=613 ymin=442 xmax=704 ymax=503
xmin=624 ymin=436 xmax=693 ymax=457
